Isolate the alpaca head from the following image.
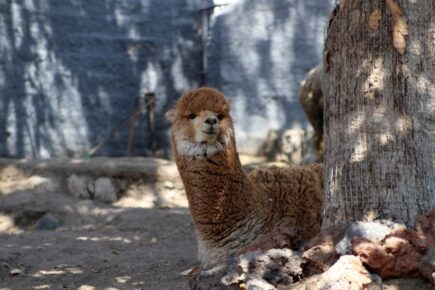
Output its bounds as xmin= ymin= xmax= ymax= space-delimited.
xmin=166 ymin=87 xmax=234 ymax=159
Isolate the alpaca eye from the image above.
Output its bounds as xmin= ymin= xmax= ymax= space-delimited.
xmin=217 ymin=114 xmax=224 ymax=120
xmin=188 ymin=114 xmax=197 ymax=120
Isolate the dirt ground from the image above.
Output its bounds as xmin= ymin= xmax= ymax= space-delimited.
xmin=0 ymin=158 xmax=200 ymax=290
xmin=1 ymin=158 xmax=432 ymax=290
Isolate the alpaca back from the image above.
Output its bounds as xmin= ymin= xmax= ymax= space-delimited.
xmin=248 ymin=163 xmax=324 ymax=240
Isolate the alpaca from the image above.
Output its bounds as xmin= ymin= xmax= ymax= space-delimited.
xmin=166 ymin=87 xmax=324 ymax=268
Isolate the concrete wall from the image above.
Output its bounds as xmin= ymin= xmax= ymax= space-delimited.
xmin=0 ymin=0 xmax=334 ymax=158
xmin=208 ymin=0 xmax=334 ymax=154
xmin=0 ymin=0 xmax=202 ymax=158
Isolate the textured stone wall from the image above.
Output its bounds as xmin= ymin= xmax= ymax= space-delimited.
xmin=208 ymin=0 xmax=334 ymax=154
xmin=0 ymin=0 xmax=202 ymax=158
xmin=0 ymin=0 xmax=334 ymax=158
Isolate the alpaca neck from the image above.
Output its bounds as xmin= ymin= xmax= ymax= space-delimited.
xmin=174 ymin=138 xmax=253 ymax=228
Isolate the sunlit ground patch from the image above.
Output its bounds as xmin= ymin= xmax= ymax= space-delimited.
xmin=0 ymin=213 xmax=23 ymax=234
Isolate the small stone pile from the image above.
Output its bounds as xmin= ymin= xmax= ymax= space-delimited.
xmin=189 ymin=209 xmax=435 ymax=289
xmin=67 ymin=174 xmax=118 ymax=203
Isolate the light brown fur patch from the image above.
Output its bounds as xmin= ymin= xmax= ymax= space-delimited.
xmin=167 ymin=87 xmax=324 ymax=268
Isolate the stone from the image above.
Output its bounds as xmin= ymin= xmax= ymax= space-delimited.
xmin=27 ymin=176 xmax=59 ymax=193
xmin=416 ymin=209 xmax=435 ymax=242
xmin=280 ymin=129 xmax=311 ymax=164
xmin=352 ymin=227 xmax=433 ymax=279
xmin=236 ymin=226 xmax=299 ymax=256
xmin=224 ymin=249 xmax=304 ymax=288
xmin=382 ymin=278 xmax=433 ymax=290
xmin=245 ymin=274 xmax=275 ymax=290
xmin=419 ymin=246 xmax=435 ymax=284
xmin=94 ymin=177 xmax=117 ymax=203
xmin=336 ymin=221 xmax=398 ymax=255
xmin=390 ymin=228 xmax=434 ymax=251
xmin=289 ymin=255 xmax=374 ymax=290
xmin=67 ymin=175 xmax=92 ymax=199
xmin=35 ymin=213 xmax=60 ymax=230
xmin=190 ymin=249 xmax=304 ymax=289
xmin=302 ymin=226 xmax=345 ymax=275
xmin=260 ymin=129 xmax=318 ymax=164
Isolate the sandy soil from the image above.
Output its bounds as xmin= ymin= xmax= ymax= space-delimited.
xmin=2 ymin=157 xmax=431 ymax=290
xmin=0 ymin=159 xmax=198 ymax=290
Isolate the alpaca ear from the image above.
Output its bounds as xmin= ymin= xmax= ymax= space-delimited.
xmin=165 ymin=108 xmax=177 ymax=122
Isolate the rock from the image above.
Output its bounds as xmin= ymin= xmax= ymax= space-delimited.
xmin=260 ymin=129 xmax=318 ymax=164
xmin=67 ymin=175 xmax=92 ymax=199
xmin=94 ymin=177 xmax=117 ymax=203
xmin=280 ymin=129 xmax=315 ymax=165
xmin=419 ymin=247 xmax=435 ymax=284
xmin=289 ymin=255 xmax=374 ymax=290
xmin=27 ymin=175 xmax=59 ymax=192
xmin=302 ymin=226 xmax=345 ymax=275
xmin=222 ymin=249 xmax=304 ymax=288
xmin=236 ymin=226 xmax=299 ymax=256
xmin=383 ymin=277 xmax=434 ymax=290
xmin=336 ymin=221 xmax=398 ymax=255
xmin=352 ymin=227 xmax=433 ymax=279
xmin=416 ymin=209 xmax=435 ymax=242
xmin=191 ymin=249 xmax=304 ymax=289
xmin=189 ymin=264 xmax=234 ymax=290
xmin=390 ymin=227 xmax=434 ymax=251
xmin=35 ymin=213 xmax=60 ymax=230
xmin=245 ymin=274 xmax=275 ymax=290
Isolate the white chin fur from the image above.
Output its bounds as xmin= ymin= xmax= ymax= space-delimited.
xmin=176 ymin=129 xmax=232 ymax=159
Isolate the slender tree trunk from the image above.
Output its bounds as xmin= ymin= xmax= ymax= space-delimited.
xmin=322 ymin=0 xmax=435 ymax=228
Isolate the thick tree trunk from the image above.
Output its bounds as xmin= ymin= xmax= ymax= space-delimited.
xmin=322 ymin=0 xmax=435 ymax=228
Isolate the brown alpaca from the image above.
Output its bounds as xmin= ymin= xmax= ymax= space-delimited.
xmin=166 ymin=87 xmax=324 ymax=268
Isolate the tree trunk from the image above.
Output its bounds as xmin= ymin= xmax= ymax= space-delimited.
xmin=322 ymin=0 xmax=435 ymax=228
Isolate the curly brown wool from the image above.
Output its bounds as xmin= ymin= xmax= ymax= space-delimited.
xmin=166 ymin=87 xmax=324 ymax=268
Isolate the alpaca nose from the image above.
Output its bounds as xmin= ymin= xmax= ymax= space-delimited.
xmin=205 ymin=116 xmax=218 ymax=125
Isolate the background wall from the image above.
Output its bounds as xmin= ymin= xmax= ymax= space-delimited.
xmin=0 ymin=0 xmax=202 ymax=158
xmin=208 ymin=0 xmax=333 ymax=154
xmin=0 ymin=0 xmax=334 ymax=158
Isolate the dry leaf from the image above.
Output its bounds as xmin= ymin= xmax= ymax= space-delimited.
xmin=386 ymin=0 xmax=408 ymax=54
xmin=179 ymin=266 xmax=201 ymax=276
xmin=110 ymin=249 xmax=120 ymax=255
xmin=369 ymin=9 xmax=382 ymax=30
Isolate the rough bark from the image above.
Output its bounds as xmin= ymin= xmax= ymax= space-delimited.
xmin=323 ymin=0 xmax=435 ymax=228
